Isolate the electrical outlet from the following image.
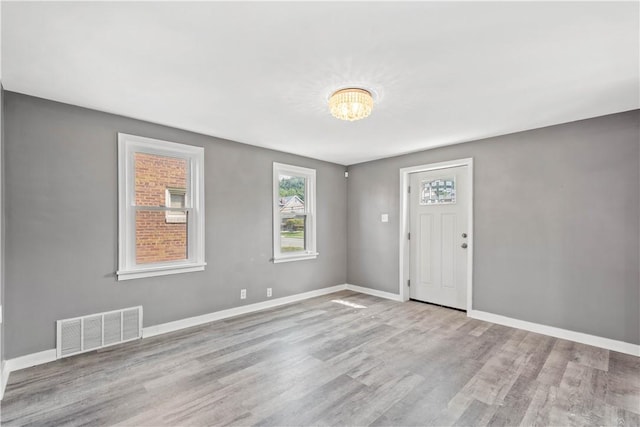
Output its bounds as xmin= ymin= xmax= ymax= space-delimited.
xmin=267 ymin=288 xmax=272 ymax=298
xmin=240 ymin=289 xmax=247 ymax=299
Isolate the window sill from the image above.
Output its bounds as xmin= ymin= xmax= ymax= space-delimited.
xmin=272 ymin=253 xmax=319 ymax=264
xmin=117 ymin=263 xmax=206 ymax=281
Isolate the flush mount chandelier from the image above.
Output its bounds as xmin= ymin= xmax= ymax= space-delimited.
xmin=329 ymin=88 xmax=374 ymax=122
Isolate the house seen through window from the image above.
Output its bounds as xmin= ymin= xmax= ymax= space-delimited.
xmin=273 ymin=163 xmax=317 ymax=263
xmin=279 ymin=176 xmax=306 ymax=253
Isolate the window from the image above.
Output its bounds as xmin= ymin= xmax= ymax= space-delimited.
xmin=420 ymin=178 xmax=456 ymax=205
xmin=273 ymin=162 xmax=317 ymax=263
xmin=118 ymin=133 xmax=205 ymax=280
xmin=165 ymin=188 xmax=187 ymax=223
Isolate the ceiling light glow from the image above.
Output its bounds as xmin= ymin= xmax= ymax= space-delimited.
xmin=329 ymin=88 xmax=373 ymax=122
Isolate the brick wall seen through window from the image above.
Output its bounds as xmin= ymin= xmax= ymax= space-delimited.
xmin=134 ymin=152 xmax=188 ymax=264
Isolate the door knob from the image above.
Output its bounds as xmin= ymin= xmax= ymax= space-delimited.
xmin=461 ymin=243 xmax=468 ymax=249
xmin=462 ymin=233 xmax=467 ymax=238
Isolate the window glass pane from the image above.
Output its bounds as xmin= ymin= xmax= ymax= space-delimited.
xmin=135 ymin=153 xmax=188 ymax=207
xmin=136 ymin=210 xmax=188 ymax=264
xmin=278 ymin=175 xmax=306 ymax=213
xmin=420 ymin=178 xmax=456 ymax=205
xmin=272 ymin=163 xmax=316 ymax=262
xmin=169 ymin=191 xmax=185 ymax=208
xmin=280 ymin=215 xmax=306 ymax=253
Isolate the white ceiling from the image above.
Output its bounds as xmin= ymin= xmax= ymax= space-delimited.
xmin=2 ymin=2 xmax=638 ymax=165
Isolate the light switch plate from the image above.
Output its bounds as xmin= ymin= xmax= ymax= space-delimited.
xmin=381 ymin=214 xmax=389 ymax=223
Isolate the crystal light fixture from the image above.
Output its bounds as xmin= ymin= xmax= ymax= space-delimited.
xmin=329 ymin=88 xmax=374 ymax=122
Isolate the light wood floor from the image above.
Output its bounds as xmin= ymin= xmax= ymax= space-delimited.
xmin=2 ymin=291 xmax=639 ymax=426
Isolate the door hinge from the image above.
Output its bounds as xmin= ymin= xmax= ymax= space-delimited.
xmin=408 ymin=232 xmax=411 ymax=240
xmin=408 ymin=186 xmax=411 ymax=193
xmin=407 ymin=279 xmax=411 ymax=287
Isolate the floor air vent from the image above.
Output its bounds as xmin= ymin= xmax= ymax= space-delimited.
xmin=56 ymin=306 xmax=143 ymax=358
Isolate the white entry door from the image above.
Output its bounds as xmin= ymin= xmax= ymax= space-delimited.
xmin=409 ymin=166 xmax=469 ymax=310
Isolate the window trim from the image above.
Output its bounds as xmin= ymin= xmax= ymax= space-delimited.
xmin=117 ymin=133 xmax=205 ymax=281
xmin=272 ymin=162 xmax=318 ymax=263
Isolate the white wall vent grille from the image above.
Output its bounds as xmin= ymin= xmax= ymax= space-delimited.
xmin=56 ymin=306 xmax=143 ymax=359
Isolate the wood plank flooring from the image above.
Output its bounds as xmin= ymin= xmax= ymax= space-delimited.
xmin=1 ymin=291 xmax=639 ymax=426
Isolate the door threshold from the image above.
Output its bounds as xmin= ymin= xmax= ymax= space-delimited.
xmin=409 ymin=298 xmax=467 ymax=313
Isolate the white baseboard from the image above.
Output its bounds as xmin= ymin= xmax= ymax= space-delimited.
xmin=468 ymin=309 xmax=640 ymax=357
xmin=345 ymin=284 xmax=404 ymax=302
xmin=4 ymin=349 xmax=57 ymax=374
xmin=142 ymin=284 xmax=348 ymax=338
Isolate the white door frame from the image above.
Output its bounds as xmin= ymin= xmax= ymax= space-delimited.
xmin=398 ymin=158 xmax=474 ymax=311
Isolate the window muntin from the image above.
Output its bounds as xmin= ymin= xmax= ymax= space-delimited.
xmin=273 ymin=163 xmax=317 ymax=263
xmin=118 ymin=133 xmax=205 ymax=280
xmin=420 ymin=178 xmax=456 ymax=205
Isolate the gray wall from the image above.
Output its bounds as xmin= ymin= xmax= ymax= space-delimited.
xmin=4 ymin=92 xmax=347 ymax=358
xmin=4 ymin=91 xmax=639 ymax=358
xmin=347 ymin=110 xmax=640 ymax=345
